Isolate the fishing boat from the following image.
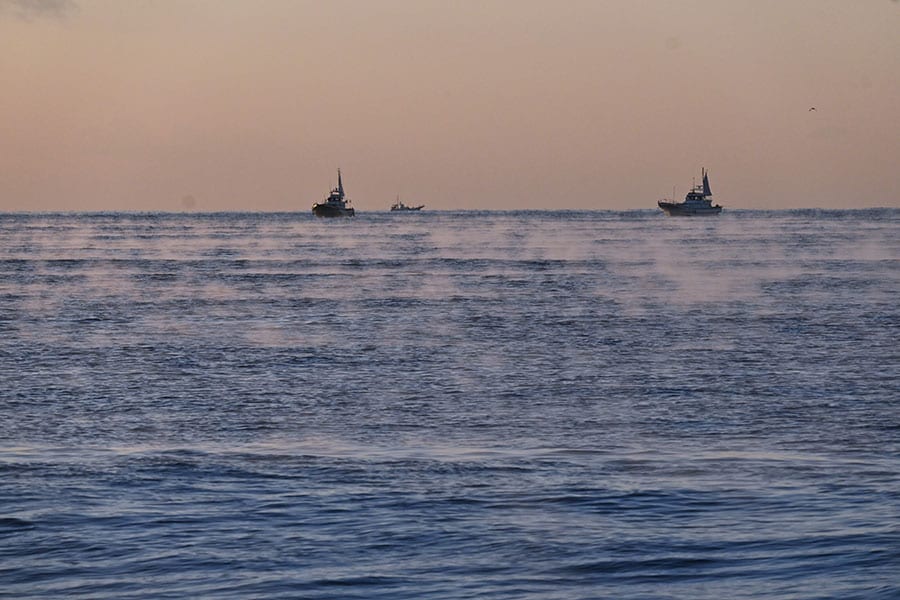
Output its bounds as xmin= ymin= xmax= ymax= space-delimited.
xmin=658 ymin=168 xmax=722 ymax=216
xmin=312 ymin=170 xmax=355 ymax=217
xmin=390 ymin=196 xmax=424 ymax=212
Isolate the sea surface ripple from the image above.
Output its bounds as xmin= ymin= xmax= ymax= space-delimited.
xmin=1 ymin=210 xmax=898 ymax=599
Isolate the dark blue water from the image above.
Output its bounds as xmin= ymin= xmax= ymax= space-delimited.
xmin=1 ymin=210 xmax=898 ymax=599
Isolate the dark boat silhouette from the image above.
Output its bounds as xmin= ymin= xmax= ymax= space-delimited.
xmin=312 ymin=170 xmax=355 ymax=217
xmin=390 ymin=196 xmax=424 ymax=212
xmin=658 ymin=168 xmax=722 ymax=216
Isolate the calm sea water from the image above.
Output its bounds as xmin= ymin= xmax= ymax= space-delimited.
xmin=1 ymin=210 xmax=898 ymax=599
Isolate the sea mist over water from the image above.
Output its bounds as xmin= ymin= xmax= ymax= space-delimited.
xmin=1 ymin=210 xmax=898 ymax=599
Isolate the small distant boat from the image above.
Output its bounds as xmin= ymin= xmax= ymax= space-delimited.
xmin=390 ymin=197 xmax=424 ymax=212
xmin=312 ymin=170 xmax=355 ymax=217
xmin=658 ymin=168 xmax=722 ymax=216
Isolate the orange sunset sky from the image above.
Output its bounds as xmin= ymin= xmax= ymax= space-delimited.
xmin=2 ymin=0 xmax=898 ymax=211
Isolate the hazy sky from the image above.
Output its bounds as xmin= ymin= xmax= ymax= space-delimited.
xmin=2 ymin=0 xmax=898 ymax=211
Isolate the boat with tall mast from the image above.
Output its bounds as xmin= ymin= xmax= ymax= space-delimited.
xmin=658 ymin=168 xmax=722 ymax=216
xmin=312 ymin=170 xmax=355 ymax=217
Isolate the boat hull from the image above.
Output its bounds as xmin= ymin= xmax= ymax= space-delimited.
xmin=312 ymin=203 xmax=355 ymax=217
xmin=658 ymin=201 xmax=721 ymax=216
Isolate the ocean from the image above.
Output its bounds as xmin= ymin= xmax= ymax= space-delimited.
xmin=1 ymin=209 xmax=898 ymax=599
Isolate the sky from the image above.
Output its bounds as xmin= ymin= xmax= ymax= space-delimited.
xmin=1 ymin=0 xmax=899 ymax=211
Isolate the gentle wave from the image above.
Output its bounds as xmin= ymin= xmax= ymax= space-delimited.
xmin=1 ymin=211 xmax=898 ymax=598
